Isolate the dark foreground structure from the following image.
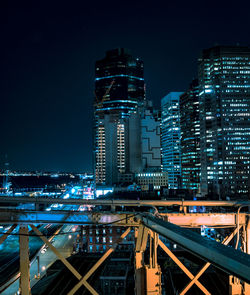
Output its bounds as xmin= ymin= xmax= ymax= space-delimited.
xmin=0 ymin=197 xmax=249 ymax=294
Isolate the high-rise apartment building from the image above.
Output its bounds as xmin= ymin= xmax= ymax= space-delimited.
xmin=161 ymin=92 xmax=183 ymax=189
xmin=94 ymin=49 xmax=145 ymax=185
xmin=198 ymin=46 xmax=250 ymax=199
xmin=180 ymin=80 xmax=200 ymax=193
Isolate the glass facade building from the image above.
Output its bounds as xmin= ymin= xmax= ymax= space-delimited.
xmin=180 ymin=79 xmax=200 ymax=193
xmin=198 ymin=46 xmax=250 ymax=199
xmin=94 ymin=49 xmax=145 ymax=185
xmin=161 ymin=92 xmax=183 ymax=189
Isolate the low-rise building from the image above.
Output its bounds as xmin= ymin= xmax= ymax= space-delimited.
xmin=86 ymin=225 xmax=134 ymax=253
xmin=135 ymin=172 xmax=168 ymax=191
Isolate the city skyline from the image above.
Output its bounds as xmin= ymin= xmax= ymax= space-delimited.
xmin=1 ymin=1 xmax=250 ymax=172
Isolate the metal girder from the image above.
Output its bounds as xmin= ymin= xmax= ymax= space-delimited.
xmin=0 ymin=224 xmax=17 ymax=245
xmin=30 ymin=224 xmax=97 ymax=295
xmin=0 ymin=210 xmax=139 ymax=226
xmin=0 ymin=225 xmax=63 ymax=293
xmin=247 ymin=217 xmax=250 ymax=255
xmin=0 ymin=196 xmax=249 ymax=207
xmin=68 ymin=227 xmax=131 ymax=295
xmin=163 ymin=213 xmax=246 ymax=227
xmin=135 ymin=225 xmax=149 ymax=253
xmin=149 ymin=230 xmax=158 ymax=269
xmin=158 ymin=239 xmax=210 ymax=294
xmin=135 ymin=227 xmax=162 ymax=295
xmin=179 ymin=226 xmax=241 ymax=295
xmin=0 ymin=210 xmax=246 ymax=227
xmin=244 ymin=219 xmax=250 ymax=294
xmin=140 ymin=214 xmax=250 ymax=284
xmin=147 ymin=231 xmax=161 ymax=295
xmin=19 ymin=225 xmax=30 ymax=295
xmin=0 ymin=202 xmax=249 ymax=294
xmin=156 ymin=228 xmax=240 ymax=294
xmin=135 ymin=225 xmax=149 ymax=295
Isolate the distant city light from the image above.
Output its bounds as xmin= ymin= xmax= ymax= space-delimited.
xmin=95 ymin=188 xmax=113 ymax=198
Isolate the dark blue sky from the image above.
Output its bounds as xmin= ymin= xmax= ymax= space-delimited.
xmin=1 ymin=0 xmax=250 ymax=172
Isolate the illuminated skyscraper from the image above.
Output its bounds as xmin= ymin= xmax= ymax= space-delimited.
xmin=180 ymin=79 xmax=200 ymax=193
xmin=94 ymin=49 xmax=145 ymax=185
xmin=161 ymin=92 xmax=183 ymax=189
xmin=198 ymin=46 xmax=250 ymax=199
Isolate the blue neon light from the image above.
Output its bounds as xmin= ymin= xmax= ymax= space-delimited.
xmin=95 ymin=75 xmax=144 ymax=81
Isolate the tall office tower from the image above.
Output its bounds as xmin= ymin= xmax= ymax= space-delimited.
xmin=94 ymin=48 xmax=145 ymax=185
xmin=161 ymin=92 xmax=183 ymax=189
xmin=198 ymin=46 xmax=250 ymax=199
xmin=180 ymin=80 xmax=200 ymax=193
xmin=141 ymin=101 xmax=161 ymax=172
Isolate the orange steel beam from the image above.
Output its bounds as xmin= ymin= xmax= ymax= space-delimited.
xmin=68 ymin=227 xmax=131 ymax=295
xmin=244 ymin=219 xmax=250 ymax=294
xmin=135 ymin=225 xmax=149 ymax=252
xmin=179 ymin=226 xmax=241 ymax=295
xmin=30 ymin=224 xmax=98 ymax=295
xmin=135 ymin=225 xmax=149 ymax=294
xmin=140 ymin=214 xmax=250 ymax=284
xmin=135 ymin=227 xmax=161 ymax=295
xmin=158 ymin=239 xmax=211 ymax=294
xmin=163 ymin=213 xmax=246 ymax=227
xmin=0 ymin=224 xmax=17 ymax=245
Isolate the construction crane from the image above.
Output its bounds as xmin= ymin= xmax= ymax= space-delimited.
xmin=94 ymin=79 xmax=115 ymax=108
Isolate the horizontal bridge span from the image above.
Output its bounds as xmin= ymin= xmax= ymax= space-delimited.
xmin=139 ymin=214 xmax=250 ymax=284
xmin=0 ymin=210 xmax=139 ymax=226
xmin=0 ymin=209 xmax=246 ymax=227
xmin=0 ymin=197 xmax=250 ymax=207
xmin=165 ymin=213 xmax=246 ymax=227
xmin=0 ymin=208 xmax=249 ymax=284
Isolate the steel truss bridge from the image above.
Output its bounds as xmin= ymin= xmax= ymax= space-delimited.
xmin=0 ymin=198 xmax=250 ymax=295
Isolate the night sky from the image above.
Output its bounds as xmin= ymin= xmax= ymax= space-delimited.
xmin=1 ymin=0 xmax=250 ymax=172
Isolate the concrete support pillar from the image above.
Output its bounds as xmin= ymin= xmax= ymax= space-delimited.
xmin=19 ymin=225 xmax=31 ymax=295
